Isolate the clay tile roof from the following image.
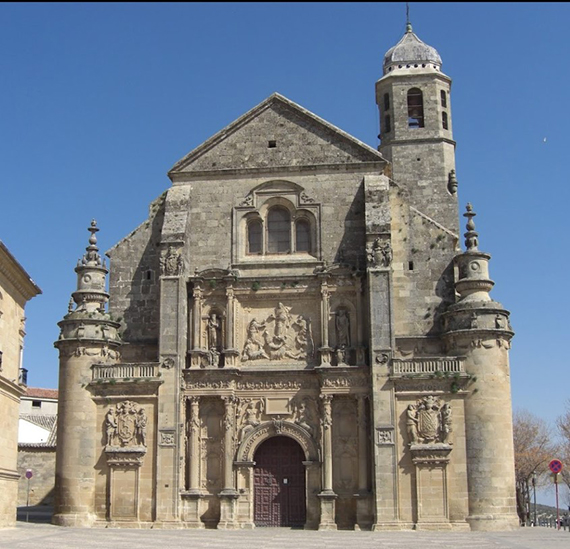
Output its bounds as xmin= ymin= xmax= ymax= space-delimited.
xmin=25 ymin=387 xmax=59 ymax=399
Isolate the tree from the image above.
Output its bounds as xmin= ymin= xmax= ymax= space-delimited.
xmin=513 ymin=409 xmax=558 ymax=525
xmin=556 ymin=401 xmax=570 ymax=501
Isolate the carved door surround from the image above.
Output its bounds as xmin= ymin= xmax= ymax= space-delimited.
xmin=253 ymin=436 xmax=306 ymax=527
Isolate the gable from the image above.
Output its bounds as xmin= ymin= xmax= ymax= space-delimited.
xmin=169 ymin=94 xmax=386 ymax=177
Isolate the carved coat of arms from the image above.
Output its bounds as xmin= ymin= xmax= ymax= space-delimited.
xmin=406 ymin=396 xmax=452 ymax=446
xmin=105 ymin=400 xmax=147 ymax=448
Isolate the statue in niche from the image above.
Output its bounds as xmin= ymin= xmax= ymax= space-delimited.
xmin=242 ymin=319 xmax=269 ymax=361
xmin=406 ymin=404 xmax=419 ymax=445
xmin=207 ymin=312 xmax=222 ymax=350
xmin=105 ymin=408 xmax=118 ymax=446
xmin=239 ymin=400 xmax=263 ymax=441
xmin=335 ymin=309 xmax=351 ymax=348
xmin=294 ymin=399 xmax=314 ymax=435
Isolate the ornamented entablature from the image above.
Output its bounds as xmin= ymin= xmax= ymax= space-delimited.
xmin=232 ymin=180 xmax=322 ymax=266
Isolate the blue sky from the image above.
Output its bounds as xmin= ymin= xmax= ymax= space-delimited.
xmin=1 ymin=3 xmax=568 ymax=503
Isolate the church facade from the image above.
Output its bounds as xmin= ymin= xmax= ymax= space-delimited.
xmin=53 ymin=25 xmax=519 ymax=531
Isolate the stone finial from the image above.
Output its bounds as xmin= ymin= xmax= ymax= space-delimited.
xmin=448 ymin=170 xmax=458 ymax=194
xmin=80 ymin=219 xmax=103 ymax=267
xmin=463 ymin=203 xmax=479 ymax=251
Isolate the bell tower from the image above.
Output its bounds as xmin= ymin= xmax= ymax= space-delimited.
xmin=376 ymin=21 xmax=458 ymax=233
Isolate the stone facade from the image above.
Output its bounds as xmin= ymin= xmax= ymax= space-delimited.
xmin=0 ymin=242 xmax=41 ymax=527
xmin=53 ymin=26 xmax=519 ymax=531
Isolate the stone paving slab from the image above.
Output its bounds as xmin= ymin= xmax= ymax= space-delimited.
xmin=1 ymin=523 xmax=569 ymax=549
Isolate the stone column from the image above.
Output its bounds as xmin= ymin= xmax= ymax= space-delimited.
xmin=182 ymin=396 xmax=203 ymax=528
xmin=223 ymin=286 xmax=240 ymax=368
xmin=219 ymin=396 xmax=238 ymax=529
xmin=319 ymin=283 xmax=332 ymax=365
xmin=318 ymin=394 xmax=337 ymax=530
xmin=188 ymin=397 xmax=201 ymax=492
xmin=189 ymin=284 xmax=203 ymax=367
xmin=355 ymin=395 xmax=371 ymax=529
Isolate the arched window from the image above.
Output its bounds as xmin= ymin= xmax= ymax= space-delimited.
xmin=407 ymin=88 xmax=424 ymax=128
xmin=442 ymin=111 xmax=448 ymax=130
xmin=295 ymin=219 xmax=311 ymax=252
xmin=267 ymin=207 xmax=291 ymax=253
xmin=247 ymin=220 xmax=262 ymax=254
xmin=440 ymin=90 xmax=447 ymax=108
xmin=384 ymin=114 xmax=391 ymax=133
xmin=383 ymin=93 xmax=390 ymax=111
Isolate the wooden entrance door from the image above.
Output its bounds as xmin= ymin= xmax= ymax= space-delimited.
xmin=253 ymin=436 xmax=306 ymax=527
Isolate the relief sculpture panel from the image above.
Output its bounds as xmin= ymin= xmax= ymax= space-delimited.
xmin=241 ymin=302 xmax=315 ymax=362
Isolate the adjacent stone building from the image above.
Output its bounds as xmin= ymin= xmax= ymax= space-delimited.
xmin=18 ymin=387 xmax=58 ymax=507
xmin=54 ymin=25 xmax=519 ymax=531
xmin=0 ymin=242 xmax=41 ymax=527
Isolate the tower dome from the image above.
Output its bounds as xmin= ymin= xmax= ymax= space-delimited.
xmin=383 ymin=23 xmax=442 ymax=74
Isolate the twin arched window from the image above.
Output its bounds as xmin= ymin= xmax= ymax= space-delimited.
xmin=247 ymin=206 xmax=313 ymax=255
xmin=407 ymin=88 xmax=424 ymax=128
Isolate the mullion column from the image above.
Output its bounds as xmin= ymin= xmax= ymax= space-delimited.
xmin=318 ymin=393 xmax=337 ymax=530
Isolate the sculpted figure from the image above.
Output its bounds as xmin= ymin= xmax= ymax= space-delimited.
xmin=441 ymin=403 xmax=452 ymax=444
xmin=270 ymin=302 xmax=292 ymax=340
xmin=406 ymin=404 xmax=418 ymax=445
xmin=105 ymin=408 xmax=118 ymax=446
xmin=381 ymin=241 xmax=393 ymax=267
xmin=207 ymin=346 xmax=221 ymax=367
xmin=335 ymin=309 xmax=350 ymax=348
xmin=135 ymin=408 xmax=147 ymax=447
xmin=207 ymin=313 xmax=222 ymax=350
xmin=335 ymin=346 xmax=348 ymax=365
xmin=294 ymin=399 xmax=313 ymax=435
xmin=240 ymin=400 xmax=261 ymax=441
xmin=161 ymin=245 xmax=181 ymax=276
xmin=242 ymin=319 xmax=269 ymax=361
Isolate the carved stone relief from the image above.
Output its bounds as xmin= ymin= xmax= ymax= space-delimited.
xmin=105 ymin=400 xmax=147 ymax=449
xmin=405 ymin=396 xmax=452 ymax=446
xmin=367 ymin=237 xmax=392 ymax=268
xmin=292 ymin=397 xmax=317 ymax=436
xmin=160 ymin=245 xmax=183 ymax=276
xmin=241 ymin=302 xmax=314 ymax=361
xmin=238 ymin=399 xmax=264 ymax=441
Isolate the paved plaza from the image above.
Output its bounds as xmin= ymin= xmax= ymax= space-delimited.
xmin=2 ymin=517 xmax=569 ymax=549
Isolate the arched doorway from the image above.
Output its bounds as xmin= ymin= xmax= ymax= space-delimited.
xmin=253 ymin=436 xmax=306 ymax=527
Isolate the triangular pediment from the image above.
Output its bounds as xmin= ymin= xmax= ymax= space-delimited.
xmin=169 ymin=93 xmax=386 ymax=177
